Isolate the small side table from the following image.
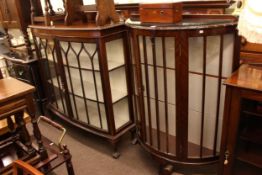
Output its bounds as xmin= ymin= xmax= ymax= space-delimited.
xmin=0 ymin=77 xmax=48 ymax=159
xmin=218 ymin=64 xmax=262 ymax=175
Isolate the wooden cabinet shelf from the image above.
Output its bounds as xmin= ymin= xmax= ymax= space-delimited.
xmin=234 ymin=161 xmax=262 ymax=175
xmin=240 ymin=127 xmax=262 ymax=145
xmin=236 ymin=144 xmax=262 ymax=169
xmin=242 ymin=107 xmax=262 ymax=119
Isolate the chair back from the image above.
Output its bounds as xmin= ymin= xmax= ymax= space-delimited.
xmin=13 ymin=160 xmax=43 ymax=175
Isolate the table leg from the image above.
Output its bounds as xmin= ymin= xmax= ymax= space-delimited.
xmin=14 ymin=111 xmax=34 ymax=154
xmin=26 ymin=95 xmax=48 ymax=160
xmin=7 ymin=116 xmax=15 ymax=134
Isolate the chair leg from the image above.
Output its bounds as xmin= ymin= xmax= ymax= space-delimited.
xmin=26 ymin=95 xmax=48 ymax=160
xmin=62 ymin=145 xmax=75 ymax=175
xmin=14 ymin=111 xmax=35 ymax=154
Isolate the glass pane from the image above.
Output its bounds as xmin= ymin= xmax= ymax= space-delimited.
xmin=113 ymin=98 xmax=130 ymax=130
xmin=222 ymin=34 xmax=234 ymax=77
xmin=189 ymin=37 xmax=204 ymax=73
xmin=106 ymin=39 xmax=125 ymax=70
xmin=60 ymin=40 xmax=107 ymax=130
xmin=38 ymin=39 xmax=67 ymax=115
xmin=206 ymin=36 xmax=220 ymax=76
xmin=109 ymin=67 xmax=128 ymax=103
xmin=87 ymin=99 xmax=107 ymax=130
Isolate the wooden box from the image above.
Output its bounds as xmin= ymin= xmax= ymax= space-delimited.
xmin=139 ymin=3 xmax=182 ymax=23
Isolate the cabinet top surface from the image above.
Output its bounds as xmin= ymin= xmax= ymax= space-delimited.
xmin=29 ymin=22 xmax=125 ymax=31
xmin=29 ymin=16 xmax=237 ymax=31
xmin=225 ymin=64 xmax=262 ymax=92
xmin=0 ymin=78 xmax=35 ymax=103
xmin=126 ymin=16 xmax=237 ymax=30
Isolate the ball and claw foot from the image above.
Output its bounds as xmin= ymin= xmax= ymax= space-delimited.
xmin=112 ymin=151 xmax=120 ymax=159
xmin=159 ymin=164 xmax=174 ymax=175
xmin=132 ymin=137 xmax=138 ymax=145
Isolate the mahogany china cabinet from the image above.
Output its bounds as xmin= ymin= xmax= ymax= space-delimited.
xmin=30 ymin=23 xmax=135 ymax=158
xmin=218 ymin=64 xmax=262 ymax=175
xmin=127 ymin=15 xmax=240 ymax=174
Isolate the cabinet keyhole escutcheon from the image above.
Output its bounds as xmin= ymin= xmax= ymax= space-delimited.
xmin=224 ymin=150 xmax=230 ymax=165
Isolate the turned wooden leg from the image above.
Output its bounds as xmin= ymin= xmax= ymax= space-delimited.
xmin=7 ymin=115 xmax=24 ymax=157
xmin=110 ymin=140 xmax=120 ymax=159
xmin=62 ymin=145 xmax=75 ymax=175
xmin=7 ymin=116 xmax=15 ymax=135
xmin=21 ymin=29 xmax=32 ymax=59
xmin=14 ymin=111 xmax=35 ymax=154
xmin=3 ymin=28 xmax=12 ymax=47
xmin=159 ymin=164 xmax=174 ymax=175
xmin=26 ymin=94 xmax=48 ymax=160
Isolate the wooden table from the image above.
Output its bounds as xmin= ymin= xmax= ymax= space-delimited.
xmin=218 ymin=64 xmax=262 ymax=175
xmin=0 ymin=78 xmax=74 ymax=175
xmin=0 ymin=77 xmax=47 ymax=160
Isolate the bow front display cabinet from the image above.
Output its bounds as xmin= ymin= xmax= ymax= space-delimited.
xmin=127 ymin=16 xmax=240 ymax=174
xmin=30 ymin=24 xmax=135 ymax=158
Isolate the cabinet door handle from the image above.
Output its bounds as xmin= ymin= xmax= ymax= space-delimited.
xmin=224 ymin=150 xmax=229 ymax=165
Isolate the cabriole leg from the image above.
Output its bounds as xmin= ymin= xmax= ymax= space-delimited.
xmin=110 ymin=140 xmax=120 ymax=159
xmin=159 ymin=164 xmax=174 ymax=175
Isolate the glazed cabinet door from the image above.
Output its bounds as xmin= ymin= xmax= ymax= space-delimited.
xmin=131 ymin=23 xmax=239 ymax=167
xmin=33 ymin=31 xmax=134 ymax=135
xmin=187 ymin=33 xmax=235 ymax=160
xmin=134 ymin=33 xmax=179 ymax=156
xmin=34 ymin=37 xmax=70 ymax=116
